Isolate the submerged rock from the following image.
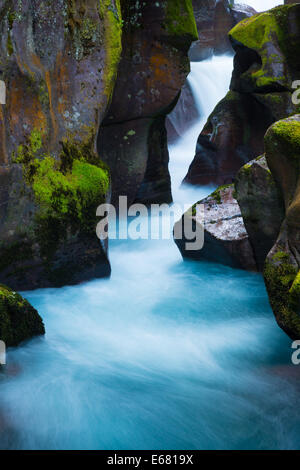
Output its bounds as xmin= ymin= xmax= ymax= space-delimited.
xmin=174 ymin=185 xmax=257 ymax=270
xmin=0 ymin=284 xmax=45 ymax=347
xmin=184 ymin=4 xmax=300 ymax=186
xmin=235 ymin=155 xmax=285 ymax=271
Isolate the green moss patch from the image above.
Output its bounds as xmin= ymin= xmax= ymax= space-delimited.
xmin=164 ymin=0 xmax=198 ymax=41
xmin=229 ymin=4 xmax=300 ymax=86
xmin=265 ymin=117 xmax=300 ymax=169
xmin=264 ymin=251 xmax=300 ymax=338
xmin=268 ymin=119 xmax=300 ymax=150
xmin=101 ymin=0 xmax=123 ymax=98
xmin=211 ymin=184 xmax=233 ymax=204
xmin=15 ymin=129 xmax=110 ymax=260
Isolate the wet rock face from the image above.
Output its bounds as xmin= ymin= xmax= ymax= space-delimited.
xmin=174 ymin=185 xmax=257 ymax=271
xmin=184 ymin=4 xmax=300 ymax=187
xmin=183 ymin=91 xmax=274 ymax=186
xmin=263 ymin=115 xmax=300 ymax=339
xmin=0 ymin=284 xmax=45 ymax=347
xmin=98 ymin=0 xmax=198 ymax=206
xmin=231 ymin=3 xmax=257 ymax=23
xmin=235 ymin=155 xmax=285 ymax=271
xmin=189 ymin=0 xmax=256 ymax=61
xmin=0 ymin=0 xmax=122 ymax=289
xmin=0 ymin=0 xmax=122 ymax=162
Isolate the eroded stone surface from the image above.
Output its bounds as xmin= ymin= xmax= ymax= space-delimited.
xmin=174 ymin=185 xmax=257 ymax=270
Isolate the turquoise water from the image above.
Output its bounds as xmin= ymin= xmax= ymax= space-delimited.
xmin=0 ymin=51 xmax=299 ymax=450
xmin=0 ymin=231 xmax=299 ymax=450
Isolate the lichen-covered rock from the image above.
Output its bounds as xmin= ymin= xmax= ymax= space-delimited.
xmin=174 ymin=184 xmax=257 ymax=270
xmin=235 ymin=155 xmax=285 ymax=270
xmin=0 ymin=284 xmax=45 ymax=347
xmin=0 ymin=0 xmax=123 ymax=289
xmin=98 ymin=0 xmax=198 ymax=206
xmin=263 ymin=115 xmax=300 ymax=339
xmin=184 ymin=4 xmax=300 ymax=186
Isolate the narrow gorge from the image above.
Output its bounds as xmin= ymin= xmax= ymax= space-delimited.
xmin=0 ymin=0 xmax=300 ymax=451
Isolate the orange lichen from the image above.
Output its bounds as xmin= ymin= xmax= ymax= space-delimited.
xmin=148 ymin=46 xmax=173 ymax=87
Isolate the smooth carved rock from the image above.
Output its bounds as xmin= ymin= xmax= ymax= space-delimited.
xmin=183 ymin=91 xmax=274 ymax=186
xmin=99 ymin=0 xmax=198 ymax=206
xmin=263 ymin=115 xmax=300 ymax=339
xmin=235 ymin=155 xmax=285 ymax=271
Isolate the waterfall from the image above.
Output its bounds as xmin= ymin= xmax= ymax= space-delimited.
xmin=168 ymin=0 xmax=285 ymax=204
xmin=168 ymin=56 xmax=233 ymax=206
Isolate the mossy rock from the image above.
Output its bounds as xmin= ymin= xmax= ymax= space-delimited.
xmin=263 ymin=115 xmax=300 ymax=339
xmin=265 ymin=115 xmax=300 ymax=222
xmin=164 ymin=0 xmax=198 ymax=44
xmin=264 ymin=245 xmax=300 ymax=339
xmin=230 ymin=4 xmax=300 ymax=69
xmin=14 ymin=129 xmax=110 ymax=259
xmin=0 ymin=284 xmax=45 ymax=347
xmin=0 ymin=129 xmax=111 ymax=289
xmin=229 ymin=4 xmax=300 ymax=93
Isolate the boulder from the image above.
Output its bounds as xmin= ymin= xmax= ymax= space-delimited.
xmin=235 ymin=155 xmax=285 ymax=270
xmin=263 ymin=115 xmax=300 ymax=339
xmin=0 ymin=0 xmax=122 ymax=289
xmin=230 ymin=6 xmax=300 ymax=94
xmin=174 ymin=184 xmax=257 ymax=270
xmin=184 ymin=4 xmax=300 ymax=186
xmin=0 ymin=284 xmax=45 ymax=347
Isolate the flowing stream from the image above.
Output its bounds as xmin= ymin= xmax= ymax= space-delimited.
xmin=1 ymin=5 xmax=300 ymax=448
